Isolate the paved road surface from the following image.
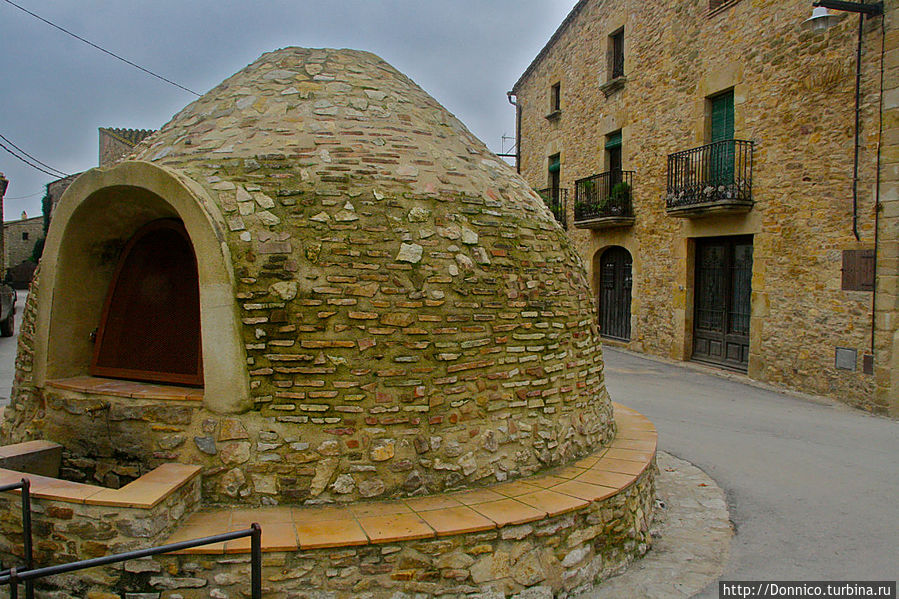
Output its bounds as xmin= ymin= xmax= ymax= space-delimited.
xmin=603 ymin=347 xmax=897 ymax=596
xmin=0 ymin=290 xmax=26 ymax=407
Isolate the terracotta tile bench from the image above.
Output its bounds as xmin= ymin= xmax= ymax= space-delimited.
xmin=46 ymin=376 xmax=203 ymax=402
xmin=0 ymin=460 xmax=201 ymax=508
xmin=166 ymin=402 xmax=657 ymax=554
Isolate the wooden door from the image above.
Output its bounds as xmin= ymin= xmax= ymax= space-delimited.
xmin=692 ymin=236 xmax=752 ymax=371
xmin=599 ymin=246 xmax=632 ymax=341
xmin=91 ymin=219 xmax=202 ymax=386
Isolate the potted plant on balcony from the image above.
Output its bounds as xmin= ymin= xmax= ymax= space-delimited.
xmin=609 ymin=181 xmax=631 ymax=215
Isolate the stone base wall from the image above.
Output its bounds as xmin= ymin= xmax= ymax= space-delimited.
xmin=14 ymin=385 xmax=614 ymax=507
xmin=0 ymin=473 xmax=201 ymax=592
xmin=8 ymin=464 xmax=654 ymax=599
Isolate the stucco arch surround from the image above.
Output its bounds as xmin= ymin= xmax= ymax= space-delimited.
xmin=33 ymin=161 xmax=250 ymax=414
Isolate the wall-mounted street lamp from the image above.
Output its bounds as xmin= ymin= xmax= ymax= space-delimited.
xmin=802 ymin=1 xmax=883 ymax=32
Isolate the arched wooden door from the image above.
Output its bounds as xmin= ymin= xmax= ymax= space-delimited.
xmin=598 ymin=246 xmax=632 ymax=341
xmin=91 ymin=219 xmax=202 ymax=386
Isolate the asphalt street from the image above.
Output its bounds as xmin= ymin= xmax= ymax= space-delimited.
xmin=602 ymin=347 xmax=898 ymax=595
xmin=0 ymin=290 xmax=26 ymax=407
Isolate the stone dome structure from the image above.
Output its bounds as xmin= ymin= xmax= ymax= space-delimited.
xmin=2 ymin=48 xmax=614 ymax=505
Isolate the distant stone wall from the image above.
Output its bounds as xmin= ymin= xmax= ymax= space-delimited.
xmin=513 ymin=0 xmax=891 ymax=413
xmin=3 ymin=216 xmax=42 ymax=270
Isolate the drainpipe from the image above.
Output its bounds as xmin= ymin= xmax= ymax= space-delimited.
xmin=851 ymin=13 xmax=864 ymax=241
xmin=507 ymin=91 xmax=521 ymax=174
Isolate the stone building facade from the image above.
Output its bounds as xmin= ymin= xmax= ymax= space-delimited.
xmin=511 ymin=0 xmax=899 ymax=415
xmin=98 ymin=127 xmax=154 ymax=168
xmin=4 ymin=215 xmax=42 ymax=270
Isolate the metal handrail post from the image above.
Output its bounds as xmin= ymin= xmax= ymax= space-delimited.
xmin=250 ymin=522 xmax=262 ymax=599
xmin=20 ymin=480 xmax=33 ymax=599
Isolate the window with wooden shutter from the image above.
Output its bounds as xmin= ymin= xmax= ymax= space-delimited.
xmin=842 ymin=249 xmax=875 ymax=291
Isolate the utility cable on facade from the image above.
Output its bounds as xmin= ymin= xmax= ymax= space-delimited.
xmin=2 ymin=0 xmax=201 ymax=97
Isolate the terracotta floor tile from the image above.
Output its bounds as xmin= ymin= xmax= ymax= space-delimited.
xmin=491 ymin=481 xmax=542 ymax=497
xmin=28 ymin=476 xmax=104 ymax=504
xmin=349 ymin=501 xmax=412 ymax=518
xmin=225 ymin=522 xmax=297 ymax=553
xmin=293 ymin=505 xmax=355 ymax=522
xmin=573 ymin=455 xmax=602 ymax=469
xmin=616 ymin=428 xmax=658 ymax=442
xmin=525 ymin=475 xmax=569 ymax=489
xmin=416 ymin=505 xmax=496 ymax=536
xmin=468 ymin=498 xmax=546 ymax=527
xmin=357 ymin=512 xmax=435 ymax=543
xmin=404 ymin=495 xmax=464 ymax=512
xmin=594 ymin=457 xmax=648 ymax=476
xmin=87 ymin=481 xmax=171 ymax=508
xmin=552 ymin=480 xmax=617 ymax=502
xmin=136 ymin=463 xmax=202 ymax=486
xmin=231 ymin=506 xmax=294 ymax=528
xmin=182 ymin=510 xmax=232 ymax=528
xmin=296 ymin=519 xmax=368 ymax=549
xmin=609 ymin=438 xmax=657 ymax=451
xmin=0 ymin=469 xmax=27 ymax=486
xmin=578 ymin=469 xmax=637 ymax=489
xmin=448 ymin=488 xmax=506 ymax=505
xmin=552 ymin=466 xmax=588 ymax=480
xmin=166 ymin=523 xmax=228 ymax=554
xmin=515 ymin=489 xmax=589 ymax=517
xmin=604 ymin=448 xmax=654 ymax=462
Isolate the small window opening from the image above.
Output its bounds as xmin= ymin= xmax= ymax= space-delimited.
xmin=22 ymin=231 xmax=29 ymax=241
xmin=550 ymin=82 xmax=561 ymax=113
xmin=610 ymin=29 xmax=625 ymax=79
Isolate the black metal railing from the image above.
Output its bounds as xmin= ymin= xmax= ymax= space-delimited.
xmin=666 ymin=139 xmax=753 ymax=210
xmin=611 ymin=49 xmax=625 ymax=79
xmin=0 ymin=479 xmax=34 ymax=599
xmin=538 ymin=187 xmax=568 ymax=229
xmin=574 ymin=171 xmax=635 ymax=222
xmin=0 ymin=480 xmax=261 ymax=599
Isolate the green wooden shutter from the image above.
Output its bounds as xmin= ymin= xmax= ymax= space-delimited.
xmin=548 ymin=155 xmax=561 ymax=173
xmin=710 ymin=91 xmax=734 ymax=143
xmin=605 ymin=131 xmax=622 ymax=150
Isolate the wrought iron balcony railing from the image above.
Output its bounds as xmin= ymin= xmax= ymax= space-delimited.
xmin=538 ymin=187 xmax=568 ymax=229
xmin=666 ymin=140 xmax=753 ymax=213
xmin=574 ymin=170 xmax=634 ymax=224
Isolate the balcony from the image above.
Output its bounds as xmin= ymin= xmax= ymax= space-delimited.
xmin=666 ymin=139 xmax=754 ymax=217
xmin=574 ymin=171 xmax=635 ymax=229
xmin=538 ymin=187 xmax=568 ymax=229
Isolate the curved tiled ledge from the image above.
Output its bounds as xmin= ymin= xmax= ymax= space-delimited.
xmin=0 ymin=460 xmax=201 ymax=509
xmin=166 ymin=402 xmax=657 ymax=554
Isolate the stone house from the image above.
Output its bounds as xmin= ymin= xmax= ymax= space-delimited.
xmin=510 ymin=0 xmax=899 ymax=415
xmin=3 ymin=214 xmax=43 ymax=286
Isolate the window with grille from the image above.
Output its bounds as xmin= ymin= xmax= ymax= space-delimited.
xmin=550 ymin=82 xmax=561 ymax=113
xmin=609 ymin=29 xmax=625 ymax=79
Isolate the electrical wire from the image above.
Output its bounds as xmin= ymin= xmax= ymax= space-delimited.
xmin=4 ymin=190 xmax=45 ymax=201
xmin=2 ymin=0 xmax=201 ymax=97
xmin=0 ymin=133 xmax=69 ymax=178
xmin=0 ymin=139 xmax=67 ymax=179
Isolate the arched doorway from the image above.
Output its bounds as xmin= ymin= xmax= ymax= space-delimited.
xmin=91 ymin=219 xmax=202 ymax=386
xmin=598 ymin=246 xmax=632 ymax=341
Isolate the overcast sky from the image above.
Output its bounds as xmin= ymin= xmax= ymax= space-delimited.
xmin=0 ymin=0 xmax=578 ymax=220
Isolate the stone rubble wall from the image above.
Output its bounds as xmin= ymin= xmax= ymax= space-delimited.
xmin=514 ymin=0 xmax=889 ymax=412
xmin=0 ymin=472 xmax=201 ymax=598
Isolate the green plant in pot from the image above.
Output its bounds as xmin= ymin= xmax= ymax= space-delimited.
xmin=608 ymin=181 xmax=631 ymax=215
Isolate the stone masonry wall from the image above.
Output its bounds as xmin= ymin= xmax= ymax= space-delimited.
xmin=0 ymin=472 xmax=201 ymax=597
xmin=514 ymin=0 xmax=891 ymax=412
xmin=3 ymin=49 xmax=620 ymax=502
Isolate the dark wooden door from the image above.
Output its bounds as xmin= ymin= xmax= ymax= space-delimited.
xmin=91 ymin=219 xmax=203 ymax=386
xmin=692 ymin=236 xmax=752 ymax=371
xmin=599 ymin=246 xmax=632 ymax=341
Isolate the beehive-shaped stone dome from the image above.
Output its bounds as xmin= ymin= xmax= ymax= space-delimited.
xmin=2 ymin=48 xmax=614 ymax=504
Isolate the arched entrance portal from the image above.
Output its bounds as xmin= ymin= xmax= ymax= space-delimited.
xmin=598 ymin=246 xmax=632 ymax=341
xmin=91 ymin=219 xmax=202 ymax=386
